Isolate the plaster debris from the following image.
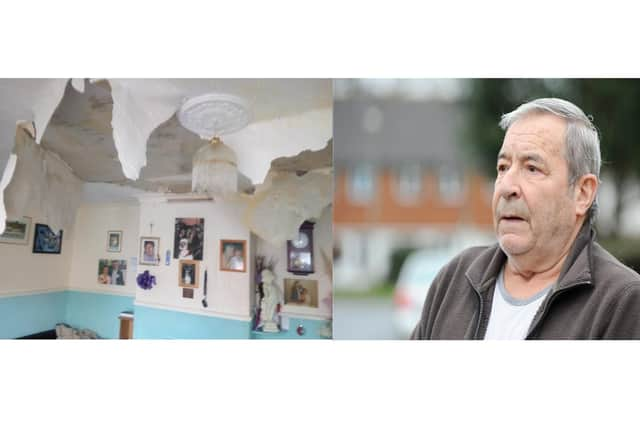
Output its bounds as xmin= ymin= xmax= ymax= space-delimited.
xmin=242 ymin=168 xmax=332 ymax=244
xmin=270 ymin=139 xmax=333 ymax=173
xmin=0 ymin=79 xmax=70 ymax=233
xmin=0 ymin=154 xmax=17 ymax=234
xmin=71 ymin=78 xmax=85 ymax=93
xmin=0 ymin=79 xmax=332 ymax=234
xmin=229 ymin=108 xmax=332 ymax=185
xmin=108 ymin=79 xmax=183 ymax=180
xmin=4 ymin=122 xmax=82 ymax=234
xmin=240 ymin=140 xmax=333 ymax=244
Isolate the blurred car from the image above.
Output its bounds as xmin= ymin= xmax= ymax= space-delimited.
xmin=392 ymin=250 xmax=454 ymax=338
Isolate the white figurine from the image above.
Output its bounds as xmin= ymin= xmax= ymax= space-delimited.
xmin=260 ymin=269 xmax=282 ymax=333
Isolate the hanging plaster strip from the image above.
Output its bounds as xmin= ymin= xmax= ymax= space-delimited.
xmin=0 ymin=154 xmax=17 ymax=234
xmin=4 ymin=123 xmax=83 ymax=235
xmin=108 ymin=79 xmax=184 ymax=180
xmin=242 ymin=168 xmax=332 ymax=245
xmin=230 ymin=107 xmax=332 ymax=186
xmin=71 ymin=78 xmax=85 ymax=93
xmin=0 ymin=79 xmax=70 ymax=233
xmin=29 ymin=79 xmax=70 ymax=144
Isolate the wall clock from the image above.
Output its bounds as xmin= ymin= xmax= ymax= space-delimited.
xmin=287 ymin=221 xmax=314 ymax=275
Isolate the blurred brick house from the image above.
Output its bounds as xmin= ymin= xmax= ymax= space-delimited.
xmin=334 ymin=97 xmax=495 ymax=290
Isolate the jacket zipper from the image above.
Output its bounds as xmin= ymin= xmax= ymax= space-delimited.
xmin=473 ymin=287 xmax=484 ymax=339
xmin=525 ymin=280 xmax=589 ymax=339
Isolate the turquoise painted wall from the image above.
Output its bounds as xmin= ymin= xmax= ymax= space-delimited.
xmin=0 ymin=292 xmax=67 ymax=339
xmin=1 ymin=291 xmax=326 ymax=340
xmin=64 ymin=291 xmax=135 ymax=339
xmin=251 ymin=317 xmax=331 ymax=339
xmin=133 ymin=305 xmax=252 ymax=339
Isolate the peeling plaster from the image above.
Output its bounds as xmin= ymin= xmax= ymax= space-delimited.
xmin=242 ymin=168 xmax=332 ymax=244
xmin=0 ymin=78 xmax=70 ymax=233
xmin=239 ymin=140 xmax=333 ymax=244
xmin=230 ymin=108 xmax=332 ymax=185
xmin=0 ymin=79 xmax=332 ymax=237
xmin=0 ymin=154 xmax=17 ymax=234
xmin=108 ymin=79 xmax=183 ymax=180
xmin=71 ymin=78 xmax=85 ymax=93
xmin=107 ymin=80 xmax=331 ymax=187
xmin=4 ymin=123 xmax=83 ymax=234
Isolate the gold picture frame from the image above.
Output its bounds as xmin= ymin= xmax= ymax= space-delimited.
xmin=220 ymin=239 xmax=247 ymax=272
xmin=179 ymin=259 xmax=199 ymax=288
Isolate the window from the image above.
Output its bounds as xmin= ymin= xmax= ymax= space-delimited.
xmin=438 ymin=168 xmax=464 ymax=204
xmin=348 ymin=164 xmax=376 ymax=204
xmin=393 ymin=163 xmax=422 ymax=203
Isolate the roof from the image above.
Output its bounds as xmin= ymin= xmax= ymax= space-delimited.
xmin=334 ymin=98 xmax=470 ymax=170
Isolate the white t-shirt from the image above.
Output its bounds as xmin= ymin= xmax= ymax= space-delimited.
xmin=484 ymin=267 xmax=553 ymax=340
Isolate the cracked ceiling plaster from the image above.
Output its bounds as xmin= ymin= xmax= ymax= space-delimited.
xmin=0 ymin=79 xmax=333 ymax=239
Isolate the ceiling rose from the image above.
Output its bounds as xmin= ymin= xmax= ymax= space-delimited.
xmin=177 ymin=93 xmax=251 ymax=139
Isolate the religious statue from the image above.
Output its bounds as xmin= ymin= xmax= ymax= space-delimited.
xmin=260 ymin=269 xmax=282 ymax=332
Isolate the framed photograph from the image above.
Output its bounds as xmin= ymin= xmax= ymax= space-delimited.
xmin=0 ymin=217 xmax=32 ymax=245
xmin=139 ymin=236 xmax=160 ymax=265
xmin=32 ymin=223 xmax=63 ymax=254
xmin=179 ymin=259 xmax=199 ymax=288
xmin=173 ymin=218 xmax=204 ymax=260
xmin=284 ymin=278 xmax=319 ymax=308
xmin=220 ymin=239 xmax=247 ymax=272
xmin=97 ymin=259 xmax=127 ymax=286
xmin=107 ymin=230 xmax=122 ymax=252
xmin=287 ymin=222 xmax=314 ymax=275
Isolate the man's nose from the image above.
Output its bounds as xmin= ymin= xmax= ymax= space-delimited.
xmin=496 ymin=166 xmax=522 ymax=199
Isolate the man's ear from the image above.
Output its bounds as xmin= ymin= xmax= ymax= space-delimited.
xmin=574 ymin=174 xmax=598 ymax=217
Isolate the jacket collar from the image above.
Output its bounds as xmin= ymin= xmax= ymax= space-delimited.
xmin=465 ymin=222 xmax=594 ymax=292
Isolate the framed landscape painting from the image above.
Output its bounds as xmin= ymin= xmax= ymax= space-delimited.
xmin=0 ymin=217 xmax=31 ymax=245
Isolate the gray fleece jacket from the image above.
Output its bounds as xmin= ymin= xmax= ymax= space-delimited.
xmin=411 ymin=224 xmax=640 ymax=339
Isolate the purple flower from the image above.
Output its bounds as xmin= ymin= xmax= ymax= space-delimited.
xmin=136 ymin=270 xmax=156 ymax=290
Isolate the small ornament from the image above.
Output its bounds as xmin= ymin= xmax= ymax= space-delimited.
xmin=296 ymin=324 xmax=306 ymax=336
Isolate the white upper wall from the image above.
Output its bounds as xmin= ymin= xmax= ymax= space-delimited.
xmin=133 ymin=197 xmax=252 ymax=321
xmin=67 ymin=202 xmax=140 ymax=296
xmin=0 ymin=214 xmax=74 ymax=297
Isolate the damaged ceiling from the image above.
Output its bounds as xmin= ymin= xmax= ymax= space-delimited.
xmin=0 ymin=79 xmax=333 ymax=241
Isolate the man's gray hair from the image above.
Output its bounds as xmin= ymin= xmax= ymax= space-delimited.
xmin=499 ymin=98 xmax=601 ymax=224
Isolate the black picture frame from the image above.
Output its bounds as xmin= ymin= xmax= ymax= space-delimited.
xmin=32 ymin=223 xmax=63 ymax=254
xmin=173 ymin=218 xmax=204 ymax=261
xmin=287 ymin=221 xmax=314 ymax=275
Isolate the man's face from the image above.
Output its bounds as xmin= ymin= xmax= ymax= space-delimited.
xmin=145 ymin=243 xmax=154 ymax=256
xmin=112 ymin=261 xmax=120 ymax=270
xmin=492 ymin=113 xmax=578 ymax=258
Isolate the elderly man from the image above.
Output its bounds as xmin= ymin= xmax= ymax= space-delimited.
xmin=411 ymin=98 xmax=640 ymax=339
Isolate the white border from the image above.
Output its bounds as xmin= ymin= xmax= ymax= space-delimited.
xmin=65 ymin=286 xmax=136 ymax=298
xmin=0 ymin=287 xmax=67 ymax=298
xmin=133 ymin=300 xmax=251 ymax=322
